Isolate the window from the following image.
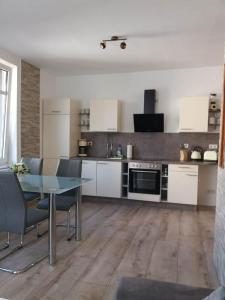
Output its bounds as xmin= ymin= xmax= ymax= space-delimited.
xmin=0 ymin=66 xmax=9 ymax=165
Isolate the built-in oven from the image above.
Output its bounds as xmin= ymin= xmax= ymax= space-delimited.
xmin=128 ymin=162 xmax=161 ymax=202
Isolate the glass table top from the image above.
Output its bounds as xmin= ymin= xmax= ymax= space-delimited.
xmin=18 ymin=174 xmax=90 ymax=194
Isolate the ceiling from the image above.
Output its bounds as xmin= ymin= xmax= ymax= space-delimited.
xmin=0 ymin=0 xmax=224 ymax=75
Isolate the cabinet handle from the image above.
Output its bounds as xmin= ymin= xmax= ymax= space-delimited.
xmin=186 ymin=174 xmax=198 ymax=177
xmin=178 ymin=166 xmax=191 ymax=169
xmin=180 ymin=128 xmax=193 ymax=130
xmin=107 ymin=128 xmax=116 ymax=131
xmin=97 ymin=162 xmax=108 ymax=165
xmin=51 ymin=110 xmax=61 ymax=113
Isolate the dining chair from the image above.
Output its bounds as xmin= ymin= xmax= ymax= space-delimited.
xmin=0 ymin=172 xmax=49 ymax=274
xmin=37 ymin=159 xmax=82 ymax=241
xmin=22 ymin=157 xmax=43 ymax=202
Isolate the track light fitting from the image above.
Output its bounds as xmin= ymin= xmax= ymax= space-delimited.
xmin=100 ymin=36 xmax=127 ymax=50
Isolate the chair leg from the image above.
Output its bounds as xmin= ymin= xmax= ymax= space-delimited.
xmin=0 ymin=232 xmax=10 ymax=251
xmin=67 ymin=210 xmax=71 ymax=241
xmin=56 ymin=207 xmax=77 ymax=241
xmin=67 ymin=206 xmax=77 ymax=241
xmin=37 ymin=222 xmax=48 ymax=238
xmin=0 ymin=233 xmax=48 ymax=274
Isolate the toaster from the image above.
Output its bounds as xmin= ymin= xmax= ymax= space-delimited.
xmin=203 ymin=150 xmax=218 ymax=161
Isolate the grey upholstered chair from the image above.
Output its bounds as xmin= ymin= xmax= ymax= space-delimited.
xmin=37 ymin=159 xmax=81 ymax=240
xmin=0 ymin=172 xmax=49 ymax=274
xmin=22 ymin=157 xmax=43 ymax=202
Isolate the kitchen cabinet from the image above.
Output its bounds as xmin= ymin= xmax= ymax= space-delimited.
xmin=81 ymin=160 xmax=122 ymax=198
xmin=42 ymin=98 xmax=80 ymax=175
xmin=43 ymin=114 xmax=70 ymax=158
xmin=168 ymin=164 xmax=198 ymax=205
xmin=89 ymin=100 xmax=121 ymax=132
xmin=81 ymin=160 xmax=97 ymax=196
xmin=42 ymin=158 xmax=59 ymax=176
xmin=179 ymin=97 xmax=209 ymax=132
xmin=96 ymin=161 xmax=122 ymax=198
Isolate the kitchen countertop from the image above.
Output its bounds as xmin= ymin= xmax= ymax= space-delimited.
xmin=73 ymin=156 xmax=218 ymax=166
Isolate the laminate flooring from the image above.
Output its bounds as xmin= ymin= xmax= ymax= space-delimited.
xmin=0 ymin=201 xmax=218 ymax=300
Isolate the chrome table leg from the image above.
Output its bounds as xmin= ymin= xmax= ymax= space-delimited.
xmin=49 ymin=193 xmax=56 ymax=265
xmin=76 ymin=187 xmax=82 ymax=241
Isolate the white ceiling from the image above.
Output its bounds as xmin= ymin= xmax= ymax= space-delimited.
xmin=0 ymin=0 xmax=224 ymax=75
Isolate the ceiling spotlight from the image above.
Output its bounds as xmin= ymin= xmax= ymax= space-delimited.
xmin=100 ymin=36 xmax=127 ymax=50
xmin=100 ymin=41 xmax=106 ymax=49
xmin=120 ymin=41 xmax=127 ymax=49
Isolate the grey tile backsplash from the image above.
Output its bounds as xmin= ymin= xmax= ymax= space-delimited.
xmin=81 ymin=132 xmax=219 ymax=160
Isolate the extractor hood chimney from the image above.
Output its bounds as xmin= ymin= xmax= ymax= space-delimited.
xmin=144 ymin=89 xmax=156 ymax=114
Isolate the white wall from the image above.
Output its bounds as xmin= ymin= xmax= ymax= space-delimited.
xmin=40 ymin=70 xmax=57 ymax=98
xmin=53 ymin=66 xmax=223 ymax=132
xmin=0 ymin=48 xmax=21 ymax=163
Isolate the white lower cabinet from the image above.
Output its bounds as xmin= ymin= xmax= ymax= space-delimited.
xmin=97 ymin=161 xmax=122 ymax=198
xmin=82 ymin=160 xmax=122 ymax=198
xmin=168 ymin=164 xmax=198 ymax=205
xmin=81 ymin=161 xmax=97 ymax=196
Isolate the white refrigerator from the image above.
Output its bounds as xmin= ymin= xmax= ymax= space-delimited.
xmin=42 ymin=98 xmax=80 ymax=175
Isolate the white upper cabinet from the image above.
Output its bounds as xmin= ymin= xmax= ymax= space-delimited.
xmin=43 ymin=98 xmax=70 ymax=115
xmin=179 ymin=97 xmax=209 ymax=132
xmin=90 ymin=100 xmax=121 ymax=132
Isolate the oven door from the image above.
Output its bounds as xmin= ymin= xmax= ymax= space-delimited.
xmin=129 ymin=168 xmax=160 ymax=195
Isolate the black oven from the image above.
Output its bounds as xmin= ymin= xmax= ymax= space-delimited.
xmin=129 ymin=162 xmax=161 ymax=195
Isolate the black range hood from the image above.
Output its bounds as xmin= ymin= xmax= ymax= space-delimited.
xmin=133 ymin=89 xmax=164 ymax=132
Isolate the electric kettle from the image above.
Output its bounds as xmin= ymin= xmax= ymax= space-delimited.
xmin=191 ymin=146 xmax=203 ymax=160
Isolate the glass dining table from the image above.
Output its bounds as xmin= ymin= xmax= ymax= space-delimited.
xmin=18 ymin=174 xmax=90 ymax=265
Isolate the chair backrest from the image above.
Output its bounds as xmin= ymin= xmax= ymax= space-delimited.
xmin=22 ymin=157 xmax=43 ymax=175
xmin=56 ymin=159 xmax=81 ymax=177
xmin=0 ymin=172 xmax=26 ymax=234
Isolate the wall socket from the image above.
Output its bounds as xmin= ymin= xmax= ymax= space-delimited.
xmin=209 ymin=144 xmax=218 ymax=150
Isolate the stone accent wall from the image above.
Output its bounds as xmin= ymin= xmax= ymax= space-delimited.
xmin=81 ymin=132 xmax=219 ymax=160
xmin=21 ymin=60 xmax=40 ymax=157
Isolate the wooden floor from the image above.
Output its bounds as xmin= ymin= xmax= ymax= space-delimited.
xmin=0 ymin=201 xmax=218 ymax=300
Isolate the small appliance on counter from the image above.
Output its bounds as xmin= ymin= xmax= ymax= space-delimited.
xmin=126 ymin=144 xmax=133 ymax=159
xmin=180 ymin=144 xmax=189 ymax=161
xmin=78 ymin=139 xmax=89 ymax=157
xmin=203 ymin=150 xmax=218 ymax=162
xmin=191 ymin=146 xmax=203 ymax=161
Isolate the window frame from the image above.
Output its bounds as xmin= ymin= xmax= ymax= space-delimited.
xmin=219 ymin=64 xmax=225 ymax=168
xmin=0 ymin=63 xmax=12 ymax=166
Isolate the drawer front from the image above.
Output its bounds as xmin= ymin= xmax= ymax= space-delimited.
xmin=169 ymin=164 xmax=198 ymax=173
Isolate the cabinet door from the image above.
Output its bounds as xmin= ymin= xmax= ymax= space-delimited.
xmin=43 ymin=98 xmax=71 ymax=115
xmin=43 ymin=115 xmax=70 ymax=158
xmin=97 ymin=161 xmax=121 ymax=198
xmin=81 ymin=161 xmax=97 ymax=196
xmin=168 ymin=167 xmax=198 ymax=205
xmin=90 ymin=100 xmax=120 ymax=132
xmin=43 ymin=158 xmax=59 ymax=176
xmin=179 ymin=97 xmax=209 ymax=132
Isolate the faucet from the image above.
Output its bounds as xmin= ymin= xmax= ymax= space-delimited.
xmin=106 ymin=143 xmax=113 ymax=158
